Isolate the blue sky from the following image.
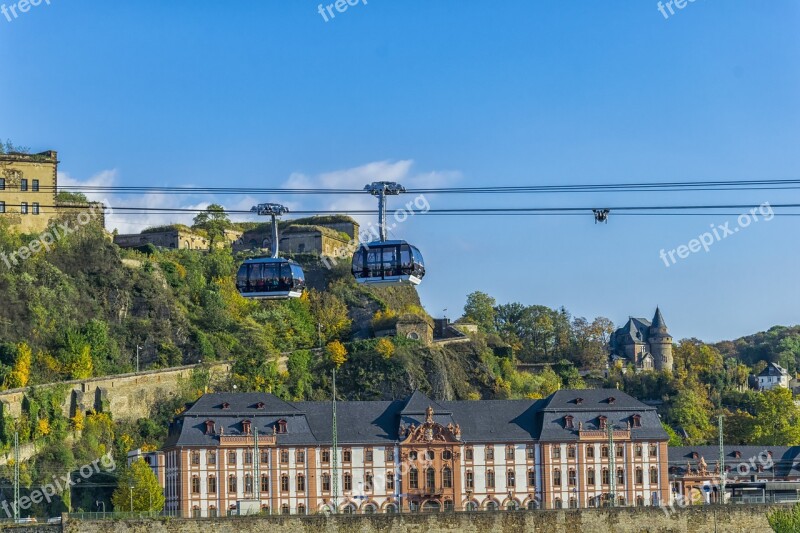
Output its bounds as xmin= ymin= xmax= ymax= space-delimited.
xmin=1 ymin=1 xmax=799 ymax=341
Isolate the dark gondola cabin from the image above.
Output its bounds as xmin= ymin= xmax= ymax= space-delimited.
xmin=236 ymin=257 xmax=306 ymax=299
xmin=351 ymin=240 xmax=425 ymax=285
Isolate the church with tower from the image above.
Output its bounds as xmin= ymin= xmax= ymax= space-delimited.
xmin=609 ymin=308 xmax=674 ymax=373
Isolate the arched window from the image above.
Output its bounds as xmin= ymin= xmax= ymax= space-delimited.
xmin=569 ymin=497 xmax=577 ymax=509
xmin=635 ymin=467 xmax=643 ymax=484
xmin=191 ymin=476 xmax=200 ymax=494
xmin=260 ymin=474 xmax=269 ymax=493
xmin=409 ymin=467 xmax=419 ymax=489
xmin=486 ymin=500 xmax=498 ymax=511
xmin=280 ymin=474 xmax=289 ymax=492
xmin=602 ymin=468 xmax=610 ymax=485
xmin=650 ymin=467 xmax=659 ymax=484
xmin=507 ymin=470 xmax=515 ymax=487
xmin=281 ymin=504 xmax=289 ymax=515
xmin=554 ymin=498 xmax=562 ymax=509
xmin=443 ymin=467 xmax=453 ymax=488
xmin=568 ymin=469 xmax=576 ymax=486
xmin=587 ymin=468 xmax=595 ymax=485
xmin=321 ymin=473 xmax=331 ymax=492
xmin=342 ymin=503 xmax=356 ymax=514
xmin=636 ymin=495 xmax=644 ymax=507
xmin=208 ymin=476 xmax=217 ymax=494
xmin=363 ymin=503 xmax=377 ymax=514
xmin=618 ymin=495 xmax=626 ymax=506
xmin=228 ymin=475 xmax=237 ymax=493
xmin=465 ymin=501 xmax=478 ymax=511
xmin=553 ymin=468 xmax=561 ymax=486
xmin=298 ymin=503 xmax=306 ymax=515
xmin=385 ymin=503 xmax=398 ymax=513
xmin=297 ymin=474 xmax=306 ymax=492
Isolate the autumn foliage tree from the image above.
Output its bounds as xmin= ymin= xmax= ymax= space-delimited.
xmin=112 ymin=458 xmax=165 ymax=512
xmin=326 ymin=340 xmax=348 ymax=368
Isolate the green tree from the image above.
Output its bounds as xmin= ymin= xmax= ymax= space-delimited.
xmin=308 ymin=290 xmax=351 ymax=341
xmin=5 ymin=343 xmax=32 ymax=389
xmin=463 ymin=291 xmax=496 ymax=333
xmin=111 ymin=458 xmax=165 ymax=512
xmin=768 ymin=502 xmax=800 ymax=533
xmin=751 ymin=388 xmax=800 ymax=445
xmin=670 ymin=386 xmax=714 ymax=445
xmin=192 ymin=204 xmax=231 ymax=245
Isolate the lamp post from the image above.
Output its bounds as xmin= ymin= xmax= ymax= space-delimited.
xmin=136 ymin=345 xmax=143 ymax=373
xmin=96 ymin=500 xmax=105 ymax=516
xmin=129 ymin=484 xmax=134 ymax=512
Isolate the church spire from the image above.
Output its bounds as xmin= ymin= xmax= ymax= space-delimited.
xmin=651 ymin=307 xmax=667 ymax=330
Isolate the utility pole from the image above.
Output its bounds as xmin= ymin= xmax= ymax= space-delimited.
xmin=136 ymin=345 xmax=143 ymax=373
xmin=608 ymin=423 xmax=616 ymax=508
xmin=13 ymin=432 xmax=19 ymax=522
xmin=718 ymin=415 xmax=726 ymax=504
xmin=332 ymin=368 xmax=339 ymax=514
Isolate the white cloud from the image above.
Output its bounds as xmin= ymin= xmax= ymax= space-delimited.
xmin=56 ymin=160 xmax=461 ymax=235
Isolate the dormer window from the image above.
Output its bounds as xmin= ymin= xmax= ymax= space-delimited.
xmin=242 ymin=420 xmax=252 ymax=434
xmin=607 ymin=397 xmax=616 ymax=405
xmin=205 ymin=420 xmax=215 ymax=435
xmin=256 ymin=402 xmax=265 ymax=409
xmin=631 ymin=414 xmax=641 ymax=428
xmin=221 ymin=402 xmax=230 ymax=410
xmin=564 ymin=415 xmax=574 ymax=429
xmin=575 ymin=398 xmax=584 ymax=405
xmin=733 ymin=451 xmax=742 ymax=459
xmin=275 ymin=419 xmax=288 ymax=434
xmin=598 ymin=416 xmax=607 ymax=430
xmin=691 ymin=452 xmax=699 ymax=460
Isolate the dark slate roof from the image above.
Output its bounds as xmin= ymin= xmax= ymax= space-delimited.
xmin=164 ymin=389 xmax=664 ymax=448
xmin=669 ymin=446 xmax=800 ymax=478
xmin=651 ymin=307 xmax=667 ymax=330
xmin=536 ymin=389 xmax=667 ymax=442
xmin=759 ymin=362 xmax=788 ymax=377
xmin=614 ymin=317 xmax=652 ymax=346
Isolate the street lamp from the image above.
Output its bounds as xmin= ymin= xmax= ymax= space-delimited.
xmin=96 ymin=500 xmax=105 ymax=515
xmin=136 ymin=345 xmax=143 ymax=373
xmin=129 ymin=484 xmax=134 ymax=512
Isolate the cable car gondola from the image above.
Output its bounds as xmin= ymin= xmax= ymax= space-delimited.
xmin=351 ymin=182 xmax=426 ymax=286
xmin=236 ymin=203 xmax=306 ymax=300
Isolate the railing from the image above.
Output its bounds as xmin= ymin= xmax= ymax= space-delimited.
xmin=68 ymin=511 xmax=182 ymax=520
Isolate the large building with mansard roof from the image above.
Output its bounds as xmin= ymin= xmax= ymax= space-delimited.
xmin=134 ymin=388 xmax=670 ymax=517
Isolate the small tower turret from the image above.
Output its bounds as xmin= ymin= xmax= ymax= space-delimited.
xmin=649 ymin=307 xmax=673 ymax=372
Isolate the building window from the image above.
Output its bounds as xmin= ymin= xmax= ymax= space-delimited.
xmin=281 ymin=504 xmax=289 ymax=515
xmin=601 ymin=445 xmax=609 ymax=458
xmin=276 ymin=419 xmax=287 ymax=434
xmin=321 ymin=473 xmax=331 ymax=491
xmin=553 ymin=468 xmax=561 ymax=486
xmin=554 ymin=498 xmax=562 ymax=509
xmin=602 ymin=468 xmax=610 ymax=485
xmin=191 ymin=476 xmax=200 ymax=493
xmin=260 ymin=450 xmax=269 ymax=464
xmin=486 ymin=446 xmax=494 ymax=461
xmin=486 ymin=470 xmax=495 ymax=489
xmin=32 ymin=179 xmax=39 ymax=192
xmin=20 ymin=202 xmax=28 ymax=214
xmin=466 ymin=471 xmax=474 ymax=489
xmin=209 ymin=506 xmax=217 ymax=517
xmin=409 ymin=467 xmax=419 ymax=489
xmin=20 ymin=179 xmax=28 ymax=192
xmin=409 ymin=451 xmax=418 ymax=461
xmin=598 ymin=416 xmax=607 ymax=430
xmin=280 ymin=450 xmax=289 ymax=463
xmin=635 ymin=467 xmax=643 ymax=484
xmin=636 ymin=495 xmax=645 ymax=507
xmin=568 ymin=469 xmax=576 ymax=486
xmin=228 ymin=476 xmax=237 ymax=493
xmin=588 ymin=468 xmax=595 ymax=485
xmin=442 ymin=450 xmax=452 ymax=460
xmin=568 ymin=445 xmax=576 ymax=459
xmin=650 ymin=467 xmax=659 ymax=484
xmin=443 ymin=467 xmax=453 ymax=488
xmin=528 ymin=470 xmax=536 ymax=487
xmin=635 ymin=445 xmax=643 ymax=458
xmin=386 ymin=447 xmax=394 ymax=462
xmin=261 ymin=474 xmax=269 ymax=493
xmin=228 ymin=451 xmax=236 ymax=465
xmin=208 ymin=476 xmax=216 ymax=494
xmin=631 ymin=414 xmax=642 ymax=428
xmin=343 ymin=449 xmax=352 ymax=462
xmin=280 ymin=474 xmax=289 ymax=492
xmin=526 ymin=446 xmax=535 ymax=460
xmin=552 ymin=446 xmax=561 ymax=459
xmin=322 ymin=450 xmax=330 ymax=463
xmin=616 ymin=468 xmax=625 ymax=486
xmin=208 ymin=452 xmax=216 ymax=465
xmin=245 ymin=474 xmax=253 ymax=493
xmin=365 ymin=472 xmax=373 ymax=491
xmin=192 ymin=507 xmax=200 ymax=518
xmin=296 ymin=450 xmax=305 ymax=464
xmin=465 ymin=447 xmax=474 ymax=461
xmin=507 ymin=470 xmax=515 ymax=488
xmin=191 ymin=451 xmax=200 ymax=465
xmin=344 ymin=472 xmax=352 ymax=491
xmin=386 ymin=472 xmax=395 ymax=491
xmin=297 ymin=474 xmax=306 ymax=491
xmin=0 ymin=201 xmax=4 ymax=214
xmin=587 ymin=446 xmax=595 ymax=459
xmin=569 ymin=497 xmax=577 ymax=509
xmin=298 ymin=503 xmax=306 ymax=515
xmin=649 ymin=444 xmax=658 ymax=458
xmin=506 ymin=445 xmax=515 ymax=460
xmin=244 ymin=450 xmax=253 ymax=464
xmin=616 ymin=446 xmax=624 ymax=458
xmin=365 ymin=448 xmax=373 ymax=462
xmin=32 ymin=203 xmax=39 ymax=215
xmin=0 ymin=178 xmax=4 ymax=190
xmin=426 ymin=468 xmax=435 ymax=490
xmin=426 ymin=450 xmax=435 ymax=461
xmin=564 ymin=415 xmax=574 ymax=429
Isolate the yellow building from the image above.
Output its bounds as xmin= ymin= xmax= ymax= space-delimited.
xmin=0 ymin=150 xmax=58 ymax=233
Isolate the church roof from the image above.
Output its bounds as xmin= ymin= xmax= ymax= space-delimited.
xmin=651 ymin=307 xmax=667 ymax=330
